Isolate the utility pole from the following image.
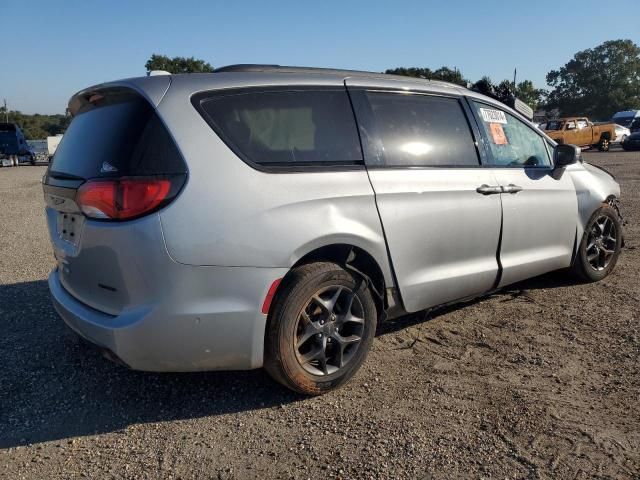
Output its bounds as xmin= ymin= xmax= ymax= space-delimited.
xmin=3 ymin=99 xmax=7 ymax=123
xmin=513 ymin=68 xmax=517 ymax=97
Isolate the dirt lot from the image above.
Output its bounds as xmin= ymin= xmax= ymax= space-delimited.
xmin=1 ymin=150 xmax=639 ymax=479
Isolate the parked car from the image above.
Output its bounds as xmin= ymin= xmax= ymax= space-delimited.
xmin=614 ymin=124 xmax=631 ymax=144
xmin=622 ymin=131 xmax=640 ymax=151
xmin=43 ymin=65 xmax=624 ymax=395
xmin=630 ymin=118 xmax=640 ymax=134
xmin=544 ymin=117 xmax=617 ymax=151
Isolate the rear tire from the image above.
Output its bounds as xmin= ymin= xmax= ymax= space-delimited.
xmin=572 ymin=204 xmax=622 ymax=282
xmin=264 ymin=262 xmax=377 ymax=395
xmin=598 ymin=137 xmax=610 ymax=152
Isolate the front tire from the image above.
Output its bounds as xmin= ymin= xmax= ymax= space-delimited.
xmin=598 ymin=137 xmax=610 ymax=152
xmin=572 ymin=204 xmax=622 ymax=282
xmin=264 ymin=262 xmax=377 ymax=395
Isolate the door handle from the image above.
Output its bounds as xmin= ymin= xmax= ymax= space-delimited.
xmin=476 ymin=184 xmax=503 ymax=195
xmin=504 ymin=184 xmax=523 ymax=194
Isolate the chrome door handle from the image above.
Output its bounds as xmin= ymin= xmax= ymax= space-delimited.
xmin=476 ymin=184 xmax=503 ymax=195
xmin=504 ymin=184 xmax=523 ymax=194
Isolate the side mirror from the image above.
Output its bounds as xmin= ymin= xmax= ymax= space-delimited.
xmin=554 ymin=144 xmax=581 ymax=168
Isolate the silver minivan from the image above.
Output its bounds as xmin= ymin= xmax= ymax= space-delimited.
xmin=43 ymin=65 xmax=623 ymax=394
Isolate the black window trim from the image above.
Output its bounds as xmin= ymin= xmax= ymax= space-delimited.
xmin=464 ymin=97 xmax=553 ymax=170
xmin=348 ymin=88 xmax=485 ymax=170
xmin=191 ymin=85 xmax=366 ymax=174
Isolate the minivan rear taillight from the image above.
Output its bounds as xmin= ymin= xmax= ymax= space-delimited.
xmin=76 ymin=176 xmax=184 ymax=220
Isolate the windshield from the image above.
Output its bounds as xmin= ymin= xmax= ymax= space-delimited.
xmin=545 ymin=120 xmax=564 ymax=131
xmin=613 ymin=116 xmax=635 ymax=128
xmin=0 ymin=131 xmax=19 ymax=154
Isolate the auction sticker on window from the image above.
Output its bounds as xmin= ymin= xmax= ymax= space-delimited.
xmin=480 ymin=108 xmax=507 ymax=124
xmin=489 ymin=122 xmax=508 ymax=145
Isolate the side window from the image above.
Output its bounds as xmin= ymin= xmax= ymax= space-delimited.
xmin=565 ymin=120 xmax=577 ymax=130
xmin=471 ymin=101 xmax=551 ymax=167
xmin=196 ymin=89 xmax=363 ymax=167
xmin=577 ymin=119 xmax=588 ymax=129
xmin=358 ymin=92 xmax=479 ymax=167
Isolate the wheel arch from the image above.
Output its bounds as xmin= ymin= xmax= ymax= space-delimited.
xmin=572 ymin=193 xmax=622 ymax=261
xmin=274 ymin=243 xmax=393 ymax=321
xmin=599 ymin=131 xmax=612 ymax=141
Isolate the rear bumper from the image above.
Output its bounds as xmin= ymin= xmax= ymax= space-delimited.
xmin=48 ymin=263 xmax=288 ymax=371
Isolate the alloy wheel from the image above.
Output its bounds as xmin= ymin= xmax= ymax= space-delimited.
xmin=586 ymin=215 xmax=617 ymax=271
xmin=294 ymin=285 xmax=365 ymax=376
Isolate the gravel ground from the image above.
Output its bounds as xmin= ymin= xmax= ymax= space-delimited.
xmin=1 ymin=150 xmax=639 ymax=479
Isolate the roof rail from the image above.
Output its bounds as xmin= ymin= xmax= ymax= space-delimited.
xmin=211 ymin=64 xmax=463 ymax=89
xmin=213 ymin=64 xmax=385 ymax=76
xmin=213 ymin=64 xmax=282 ymax=73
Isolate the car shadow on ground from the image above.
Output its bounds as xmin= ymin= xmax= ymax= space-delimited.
xmin=0 ymin=280 xmax=303 ymax=449
xmin=377 ymin=270 xmax=578 ymax=336
xmin=0 ymin=271 xmax=578 ymax=448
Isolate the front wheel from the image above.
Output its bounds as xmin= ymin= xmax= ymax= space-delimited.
xmin=264 ymin=262 xmax=377 ymax=395
xmin=572 ymin=204 xmax=622 ymax=282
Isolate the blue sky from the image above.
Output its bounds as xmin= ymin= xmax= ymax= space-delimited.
xmin=2 ymin=0 xmax=639 ymax=114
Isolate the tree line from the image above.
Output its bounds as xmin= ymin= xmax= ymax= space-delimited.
xmin=145 ymin=39 xmax=640 ymax=121
xmin=5 ymin=39 xmax=639 ymax=139
xmin=386 ymin=39 xmax=640 ymax=120
xmin=0 ymin=108 xmax=70 ymax=140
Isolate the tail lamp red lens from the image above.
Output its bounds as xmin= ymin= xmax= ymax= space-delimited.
xmin=76 ymin=178 xmax=174 ymax=220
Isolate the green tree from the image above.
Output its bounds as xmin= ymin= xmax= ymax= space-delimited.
xmin=388 ymin=67 xmax=544 ymax=110
xmin=546 ymin=39 xmax=640 ymax=119
xmin=471 ymin=76 xmax=495 ymax=97
xmin=385 ymin=67 xmax=434 ymax=79
xmin=145 ymin=54 xmax=214 ymax=74
xmin=494 ymin=79 xmax=514 ymax=104
xmin=516 ymin=80 xmax=547 ymax=111
xmin=432 ymin=67 xmax=467 ymax=86
xmin=385 ymin=66 xmax=467 ymax=86
xmin=1 ymin=110 xmax=70 ymax=139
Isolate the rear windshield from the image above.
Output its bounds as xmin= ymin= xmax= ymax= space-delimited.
xmin=50 ymin=90 xmax=186 ymax=179
xmin=196 ymin=89 xmax=363 ymax=168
